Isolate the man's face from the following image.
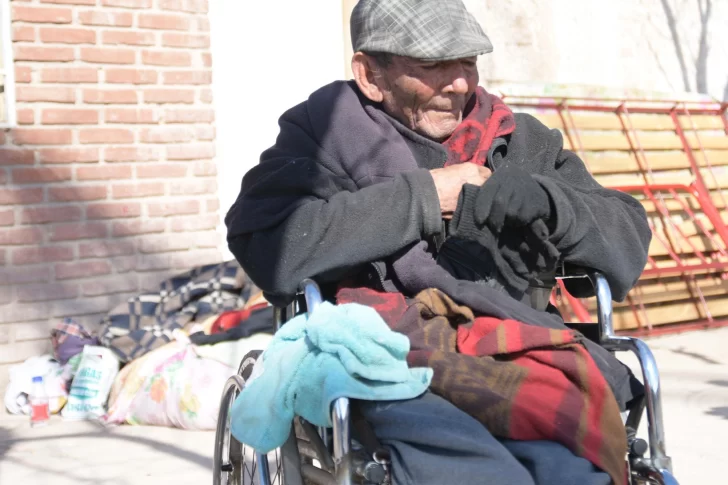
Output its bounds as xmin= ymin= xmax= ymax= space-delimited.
xmin=373 ymin=56 xmax=479 ymax=141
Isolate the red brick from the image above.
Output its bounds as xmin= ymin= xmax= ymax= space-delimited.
xmin=81 ymin=47 xmax=135 ymax=64
xmin=14 ymin=45 xmax=75 ymax=62
xmin=105 ymin=146 xmax=161 ymax=162
xmin=16 ymin=282 xmax=79 ymax=302
xmin=0 ymin=187 xmax=44 ymax=205
xmin=0 ymin=227 xmax=44 ymax=245
xmin=170 ymin=249 xmax=221 ymax=270
xmin=48 ymin=185 xmax=107 ymax=202
xmin=15 ymin=66 xmax=32 ymax=83
xmin=147 ymin=199 xmax=199 ymax=217
xmin=16 ymin=86 xmax=75 ymax=103
xmin=40 ymin=27 xmax=96 ymax=44
xmin=0 ymin=209 xmax=14 ymax=226
xmin=142 ymin=50 xmax=191 ymax=67
xmin=140 ymin=126 xmax=194 ymax=143
xmin=40 ymin=0 xmax=97 ymax=4
xmin=160 ymin=0 xmax=208 ymax=13
xmin=139 ymin=13 xmax=190 ymax=31
xmin=17 ymin=109 xmax=35 ymax=125
xmin=163 ymin=70 xmax=211 ymax=85
xmin=41 ymin=67 xmax=98 ymax=83
xmin=196 ymin=125 xmax=215 ymax=140
xmin=0 ymin=266 xmax=51 ymax=285
xmin=194 ymin=231 xmax=220 ymax=248
xmin=13 ymin=5 xmax=72 ymax=23
xmin=170 ymin=178 xmax=216 ymax=195
xmin=50 ymin=222 xmax=108 ymax=241
xmin=0 ymin=149 xmax=36 ymax=166
xmin=144 ymin=89 xmax=195 ymax=104
xmin=86 ymin=202 xmax=141 ymax=219
xmin=21 ymin=205 xmax=83 ymax=224
xmin=205 ymin=198 xmax=219 ymax=213
xmin=102 ymin=30 xmax=156 ymax=46
xmin=56 ymin=260 xmax=112 ymax=280
xmin=164 ymin=108 xmax=214 ymax=123
xmin=139 ymin=235 xmax=193 ymax=253
xmin=105 ymin=68 xmax=158 ymax=84
xmin=196 ymin=17 xmax=210 ymax=32
xmin=76 ymin=164 xmax=133 ymax=180
xmin=12 ymin=245 xmax=74 ymax=265
xmin=200 ymin=88 xmax=213 ymax=103
xmin=170 ymin=213 xmax=218 ymax=232
xmin=105 ymin=108 xmax=158 ymax=124
xmin=79 ymin=128 xmax=135 ymax=144
xmin=111 ymin=255 xmax=137 ymax=273
xmin=136 ymin=254 xmax=172 ymax=271
xmin=79 ymin=240 xmax=135 ymax=257
xmin=42 ymin=108 xmax=99 ymax=125
xmin=12 ymin=166 xmax=72 ymax=184
xmin=13 ymin=25 xmax=35 ymax=42
xmin=39 ymin=147 xmax=99 ymax=164
xmin=79 ymin=10 xmax=133 ymax=27
xmin=12 ymin=128 xmax=73 ymax=146
xmin=167 ymin=143 xmax=215 ymax=160
xmin=202 ymin=52 xmax=212 ymax=67
xmin=136 ymin=163 xmax=186 ymax=178
xmin=83 ymin=88 xmax=138 ymax=104
xmin=82 ymin=275 xmax=138 ymax=297
xmin=161 ymin=32 xmax=209 ymax=48
xmin=0 ymin=169 xmax=7 ymax=185
xmin=192 ymin=161 xmax=216 ymax=176
xmin=112 ymin=182 xmax=165 ymax=198
xmin=101 ymin=0 xmax=152 ymax=7
xmin=112 ymin=218 xmax=165 ymax=236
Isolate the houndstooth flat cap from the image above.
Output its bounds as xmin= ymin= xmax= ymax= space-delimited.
xmin=351 ymin=0 xmax=493 ymax=61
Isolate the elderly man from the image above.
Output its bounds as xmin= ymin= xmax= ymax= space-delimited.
xmin=226 ymin=0 xmax=650 ymax=484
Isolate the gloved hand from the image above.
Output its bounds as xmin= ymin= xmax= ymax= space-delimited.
xmin=474 ymin=164 xmax=551 ymax=233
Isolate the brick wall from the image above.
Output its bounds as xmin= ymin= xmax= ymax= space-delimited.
xmin=0 ymin=0 xmax=221 ymax=373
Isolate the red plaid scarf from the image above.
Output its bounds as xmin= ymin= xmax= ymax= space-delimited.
xmin=443 ymin=87 xmax=516 ymax=167
xmin=336 ymin=91 xmax=627 ymax=483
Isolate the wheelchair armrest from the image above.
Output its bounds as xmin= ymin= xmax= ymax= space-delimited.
xmin=555 ymin=269 xmax=616 ymax=341
xmin=300 ymin=278 xmax=324 ymax=316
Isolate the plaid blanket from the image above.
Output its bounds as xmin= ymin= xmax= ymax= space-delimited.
xmin=99 ymin=261 xmax=259 ymax=363
xmin=337 ymin=286 xmax=627 ymax=485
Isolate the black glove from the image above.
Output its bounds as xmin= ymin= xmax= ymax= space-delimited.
xmin=474 ymin=164 xmax=551 ymax=233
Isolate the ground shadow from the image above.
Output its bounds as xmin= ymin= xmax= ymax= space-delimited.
xmin=668 ymin=346 xmax=722 ymax=365
xmin=706 ymin=406 xmax=728 ymax=420
xmin=707 ymin=379 xmax=728 ymax=387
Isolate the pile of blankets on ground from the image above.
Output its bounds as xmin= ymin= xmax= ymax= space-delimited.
xmin=4 ymin=260 xmax=276 ymax=431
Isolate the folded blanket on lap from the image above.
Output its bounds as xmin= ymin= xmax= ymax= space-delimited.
xmin=230 ymin=301 xmax=433 ymax=454
xmin=337 ymin=286 xmax=627 ymax=485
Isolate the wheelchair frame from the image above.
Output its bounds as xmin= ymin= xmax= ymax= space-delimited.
xmin=214 ymin=270 xmax=679 ymax=485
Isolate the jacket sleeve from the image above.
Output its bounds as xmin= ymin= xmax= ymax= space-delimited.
xmin=225 ymin=157 xmax=442 ymax=303
xmin=515 ymin=115 xmax=652 ymax=301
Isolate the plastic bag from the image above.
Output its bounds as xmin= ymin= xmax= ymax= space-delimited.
xmin=105 ymin=340 xmax=233 ymax=430
xmin=61 ymin=346 xmax=120 ymax=421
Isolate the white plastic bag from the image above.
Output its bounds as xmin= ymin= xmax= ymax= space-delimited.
xmin=61 ymin=346 xmax=120 ymax=421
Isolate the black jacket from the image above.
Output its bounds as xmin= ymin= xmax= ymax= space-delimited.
xmin=226 ymin=80 xmax=651 ymax=306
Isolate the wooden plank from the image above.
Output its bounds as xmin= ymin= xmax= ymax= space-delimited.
xmin=585 ymin=150 xmax=728 ymax=175
xmin=531 ymin=113 xmax=725 ymax=132
xmin=564 ymin=132 xmax=728 ymax=152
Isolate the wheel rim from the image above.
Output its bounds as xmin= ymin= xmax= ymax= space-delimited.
xmin=214 ymin=372 xmax=285 ymax=485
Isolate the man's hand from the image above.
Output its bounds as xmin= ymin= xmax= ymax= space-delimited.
xmin=474 ymin=164 xmax=550 ymax=232
xmin=430 ymin=163 xmax=491 ymax=218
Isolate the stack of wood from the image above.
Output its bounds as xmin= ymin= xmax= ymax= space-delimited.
xmin=508 ymin=96 xmax=728 ymax=333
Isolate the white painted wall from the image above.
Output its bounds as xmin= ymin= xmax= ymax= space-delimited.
xmin=209 ymin=0 xmax=347 ymax=257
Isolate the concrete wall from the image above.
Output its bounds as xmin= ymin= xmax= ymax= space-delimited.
xmin=209 ymin=0 xmax=347 ymax=257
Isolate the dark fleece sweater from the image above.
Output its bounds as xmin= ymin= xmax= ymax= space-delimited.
xmin=225 ymin=80 xmax=651 ymax=305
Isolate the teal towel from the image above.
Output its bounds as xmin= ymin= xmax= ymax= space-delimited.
xmin=230 ymin=301 xmax=433 ymax=453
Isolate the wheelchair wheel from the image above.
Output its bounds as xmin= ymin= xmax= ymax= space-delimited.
xmin=213 ymin=350 xmax=303 ymax=485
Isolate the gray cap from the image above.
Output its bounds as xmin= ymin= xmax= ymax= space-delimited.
xmin=351 ymin=0 xmax=493 ymax=61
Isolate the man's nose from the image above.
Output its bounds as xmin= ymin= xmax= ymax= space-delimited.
xmin=451 ymin=77 xmax=469 ymax=94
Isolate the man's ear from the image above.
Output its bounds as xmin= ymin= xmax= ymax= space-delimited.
xmin=352 ymin=52 xmax=385 ymax=103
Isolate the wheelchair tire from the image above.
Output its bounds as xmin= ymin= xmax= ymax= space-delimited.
xmin=213 ymin=350 xmax=303 ymax=485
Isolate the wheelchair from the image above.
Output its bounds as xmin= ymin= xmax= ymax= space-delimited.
xmin=213 ymin=270 xmax=680 ymax=485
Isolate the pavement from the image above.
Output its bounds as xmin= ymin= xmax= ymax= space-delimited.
xmin=1 ymin=327 xmax=727 ymax=485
